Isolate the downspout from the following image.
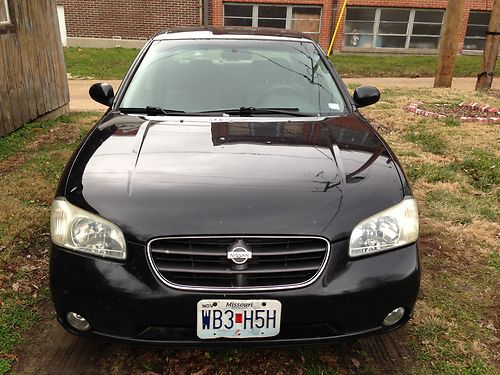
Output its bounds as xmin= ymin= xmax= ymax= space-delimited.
xmin=204 ymin=0 xmax=209 ymax=26
xmin=328 ymin=0 xmax=348 ymax=56
xmin=199 ymin=0 xmax=203 ymax=26
xmin=331 ymin=0 xmax=338 ymax=45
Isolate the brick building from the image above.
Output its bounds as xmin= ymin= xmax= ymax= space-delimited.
xmin=332 ymin=0 xmax=494 ymax=53
xmin=57 ymin=0 xmax=494 ymax=53
xmin=56 ymin=0 xmax=210 ymax=47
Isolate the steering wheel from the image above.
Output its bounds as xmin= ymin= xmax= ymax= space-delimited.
xmin=256 ymin=85 xmax=309 ymax=107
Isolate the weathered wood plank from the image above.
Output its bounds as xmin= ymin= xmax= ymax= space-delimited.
xmin=7 ymin=26 xmax=28 ymax=127
xmin=0 ymin=35 xmax=7 ymax=137
xmin=47 ymin=0 xmax=65 ymax=108
xmin=24 ymin=0 xmax=45 ymax=117
xmin=15 ymin=0 xmax=38 ymax=121
xmin=0 ymin=35 xmax=16 ymax=134
xmin=0 ymin=0 xmax=69 ymax=137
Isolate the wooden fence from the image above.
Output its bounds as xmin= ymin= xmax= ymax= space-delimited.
xmin=0 ymin=0 xmax=69 ymax=137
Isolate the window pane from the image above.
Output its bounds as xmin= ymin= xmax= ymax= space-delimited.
xmin=412 ymin=23 xmax=442 ymax=36
xmin=344 ymin=21 xmax=374 ymax=34
xmin=343 ymin=34 xmax=373 ymax=48
xmin=409 ymin=36 xmax=439 ymax=49
xmin=258 ymin=6 xmax=286 ymax=19
xmin=291 ymin=19 xmax=320 ymax=33
xmin=224 ymin=17 xmax=253 ymax=27
xmin=224 ymin=4 xmax=253 ymax=18
xmin=414 ymin=10 xmax=444 ymax=23
xmin=258 ymin=19 xmax=286 ymax=28
xmin=468 ymin=11 xmax=490 ymax=25
xmin=380 ymin=9 xmax=410 ymax=22
xmin=376 ymin=35 xmax=406 ymax=48
xmin=463 ymin=37 xmax=485 ymax=50
xmin=378 ymin=22 xmax=408 ymax=34
xmin=346 ymin=7 xmax=376 ymax=21
xmin=466 ymin=25 xmax=487 ymax=37
xmin=292 ymin=7 xmax=321 ymax=19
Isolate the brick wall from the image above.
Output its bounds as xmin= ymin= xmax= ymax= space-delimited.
xmin=331 ymin=0 xmax=494 ymax=51
xmin=56 ymin=0 xmax=203 ymax=40
xmin=212 ymin=0 xmax=334 ymax=50
xmin=57 ymin=0 xmax=494 ymax=52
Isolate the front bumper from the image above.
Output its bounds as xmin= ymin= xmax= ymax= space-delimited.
xmin=50 ymin=240 xmax=420 ymax=346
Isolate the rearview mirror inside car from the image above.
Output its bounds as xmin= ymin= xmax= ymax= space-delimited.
xmin=353 ymin=86 xmax=380 ymax=108
xmin=89 ymin=83 xmax=114 ymax=107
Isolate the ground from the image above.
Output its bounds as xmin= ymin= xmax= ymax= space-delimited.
xmin=0 ymin=87 xmax=499 ymax=374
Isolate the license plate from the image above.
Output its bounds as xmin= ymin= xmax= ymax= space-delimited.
xmin=196 ymin=299 xmax=281 ymax=339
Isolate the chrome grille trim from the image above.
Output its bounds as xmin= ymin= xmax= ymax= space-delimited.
xmin=146 ymin=235 xmax=331 ymax=292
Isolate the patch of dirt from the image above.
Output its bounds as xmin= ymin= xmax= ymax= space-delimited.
xmin=419 ymin=103 xmax=498 ymax=119
xmin=488 ymin=90 xmax=500 ymax=99
xmin=0 ymin=121 xmax=82 ymax=178
xmin=25 ymin=123 xmax=81 ymax=152
xmin=0 ymin=153 xmax=29 ymax=177
xmin=11 ymin=297 xmax=418 ymax=375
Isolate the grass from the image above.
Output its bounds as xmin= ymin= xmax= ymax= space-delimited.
xmin=64 ymin=47 xmax=140 ymax=79
xmin=0 ymin=115 xmax=71 ymax=162
xmin=406 ymin=163 xmax=457 ymax=183
xmin=452 ymin=149 xmax=500 ymax=192
xmin=404 ymin=120 xmax=447 ymax=154
xmin=360 ymin=87 xmax=499 ymax=374
xmin=425 ymin=190 xmax=498 ymax=224
xmin=0 ymin=112 xmax=99 ymax=374
xmin=1 ymin=88 xmax=499 ymax=374
xmin=63 ymin=47 xmax=499 ymax=80
xmin=331 ymin=54 xmax=500 ymax=78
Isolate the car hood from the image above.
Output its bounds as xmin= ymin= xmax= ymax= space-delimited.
xmin=63 ymin=112 xmax=404 ymax=243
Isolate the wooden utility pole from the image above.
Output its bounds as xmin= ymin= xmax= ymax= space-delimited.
xmin=434 ymin=0 xmax=466 ymax=88
xmin=476 ymin=0 xmax=500 ymax=90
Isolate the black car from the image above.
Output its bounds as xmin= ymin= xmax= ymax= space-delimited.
xmin=50 ymin=28 xmax=420 ymax=345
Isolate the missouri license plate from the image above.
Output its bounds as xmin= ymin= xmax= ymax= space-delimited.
xmin=196 ymin=299 xmax=281 ymax=339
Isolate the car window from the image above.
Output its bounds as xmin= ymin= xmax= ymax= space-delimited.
xmin=120 ymin=39 xmax=346 ymax=115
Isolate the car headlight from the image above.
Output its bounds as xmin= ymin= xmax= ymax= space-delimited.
xmin=50 ymin=197 xmax=126 ymax=260
xmin=349 ymin=196 xmax=419 ymax=258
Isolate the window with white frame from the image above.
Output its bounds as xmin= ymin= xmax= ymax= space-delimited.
xmin=0 ymin=0 xmax=11 ymax=25
xmin=343 ymin=7 xmax=444 ymax=50
xmin=463 ymin=11 xmax=491 ymax=51
xmin=223 ymin=3 xmax=322 ymax=41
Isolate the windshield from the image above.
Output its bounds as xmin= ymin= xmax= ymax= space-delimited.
xmin=120 ymin=39 xmax=346 ymax=115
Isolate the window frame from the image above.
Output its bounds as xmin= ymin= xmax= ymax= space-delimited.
xmin=223 ymin=3 xmax=322 ymax=41
xmin=0 ymin=0 xmax=11 ymax=26
xmin=343 ymin=7 xmax=444 ymax=51
xmin=463 ymin=10 xmax=491 ymax=51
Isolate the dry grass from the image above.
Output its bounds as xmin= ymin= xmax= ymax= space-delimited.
xmin=361 ymin=87 xmax=499 ymax=374
xmin=0 ymin=113 xmax=99 ymax=374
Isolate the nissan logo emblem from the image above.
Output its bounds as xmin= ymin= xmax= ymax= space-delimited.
xmin=227 ymin=240 xmax=252 ymax=265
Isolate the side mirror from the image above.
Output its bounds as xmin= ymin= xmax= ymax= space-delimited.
xmin=353 ymin=86 xmax=380 ymax=108
xmin=89 ymin=83 xmax=114 ymax=107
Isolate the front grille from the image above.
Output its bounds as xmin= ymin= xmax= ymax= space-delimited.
xmin=147 ymin=236 xmax=330 ymax=291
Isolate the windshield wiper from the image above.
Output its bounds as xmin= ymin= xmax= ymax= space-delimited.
xmin=119 ymin=106 xmax=186 ymax=116
xmin=199 ymin=107 xmax=315 ymax=117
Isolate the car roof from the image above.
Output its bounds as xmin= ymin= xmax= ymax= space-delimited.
xmin=153 ymin=27 xmax=314 ymax=43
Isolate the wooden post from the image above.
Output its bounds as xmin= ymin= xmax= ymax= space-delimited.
xmin=434 ymin=0 xmax=466 ymax=88
xmin=476 ymin=0 xmax=500 ymax=90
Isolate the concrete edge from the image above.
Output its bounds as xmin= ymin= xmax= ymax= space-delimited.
xmin=67 ymin=37 xmax=146 ymax=49
xmin=36 ymin=103 xmax=71 ymax=121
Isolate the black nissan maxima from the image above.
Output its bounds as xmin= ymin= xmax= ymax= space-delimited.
xmin=50 ymin=28 xmax=420 ymax=345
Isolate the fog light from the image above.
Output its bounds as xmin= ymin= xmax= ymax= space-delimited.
xmin=66 ymin=312 xmax=90 ymax=332
xmin=383 ymin=307 xmax=405 ymax=326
